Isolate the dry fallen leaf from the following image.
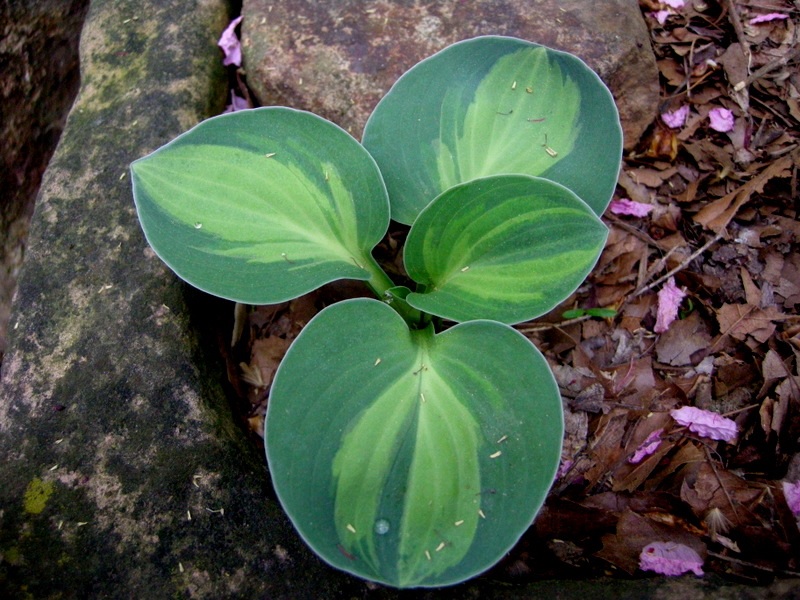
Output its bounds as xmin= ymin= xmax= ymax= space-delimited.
xmin=655 ymin=312 xmax=711 ymax=366
xmin=716 ymin=302 xmax=785 ymax=345
xmin=693 ymin=153 xmax=795 ymax=232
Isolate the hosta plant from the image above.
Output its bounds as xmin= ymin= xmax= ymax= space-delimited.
xmin=130 ymin=36 xmax=621 ymax=588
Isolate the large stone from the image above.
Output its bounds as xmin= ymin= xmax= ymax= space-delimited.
xmin=0 ymin=1 xmax=344 ymax=597
xmin=0 ymin=0 xmax=88 ymax=358
xmin=241 ymin=0 xmax=659 ymax=149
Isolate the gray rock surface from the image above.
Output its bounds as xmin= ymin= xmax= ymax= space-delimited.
xmin=241 ymin=0 xmax=659 ymax=149
xmin=0 ymin=0 xmax=87 ymax=358
xmin=0 ymin=1 xmax=344 ymax=597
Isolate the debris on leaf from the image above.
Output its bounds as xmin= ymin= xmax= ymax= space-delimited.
xmin=654 ymin=277 xmax=685 ymax=333
xmin=661 ymin=105 xmax=689 ymax=129
xmin=609 ymin=198 xmax=653 ymax=217
xmin=629 ymin=428 xmax=664 ymax=464
xmin=218 ymin=16 xmax=243 ymax=67
xmin=708 ymin=107 xmax=734 ymax=133
xmin=670 ymin=406 xmax=737 ymax=442
xmin=639 ymin=541 xmax=704 ymax=576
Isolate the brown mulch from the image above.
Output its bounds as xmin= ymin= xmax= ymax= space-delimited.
xmin=224 ymin=0 xmax=800 ymax=585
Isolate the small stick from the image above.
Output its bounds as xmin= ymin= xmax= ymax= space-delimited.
xmin=632 ymin=231 xmax=724 ymax=297
xmin=724 ymin=0 xmax=751 ymax=68
xmin=703 ymin=446 xmax=740 ymax=521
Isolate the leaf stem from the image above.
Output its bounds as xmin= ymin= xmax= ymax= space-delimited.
xmin=361 ymin=254 xmax=395 ymax=297
xmin=362 ymin=254 xmax=427 ymax=328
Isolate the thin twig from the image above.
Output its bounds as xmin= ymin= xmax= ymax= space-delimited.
xmin=703 ymin=446 xmax=741 ymax=520
xmin=632 ymin=230 xmax=725 ymax=297
xmin=734 ymin=39 xmax=800 ymax=91
xmin=724 ymin=0 xmax=752 ymax=68
xmin=516 ymin=314 xmax=592 ymax=334
xmin=707 ymin=551 xmax=800 ymax=577
xmin=605 ymin=214 xmax=671 ymax=251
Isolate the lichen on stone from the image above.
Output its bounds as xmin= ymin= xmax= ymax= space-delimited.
xmin=23 ymin=477 xmax=55 ymax=514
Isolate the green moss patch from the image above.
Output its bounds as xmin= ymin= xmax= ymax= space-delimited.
xmin=23 ymin=478 xmax=54 ymax=515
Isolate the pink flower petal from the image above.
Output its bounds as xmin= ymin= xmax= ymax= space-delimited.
xmin=663 ymin=0 xmax=685 ymax=8
xmin=629 ymin=428 xmax=664 ymax=464
xmin=749 ymin=13 xmax=789 ymax=24
xmin=670 ymin=406 xmax=738 ymax=442
xmin=218 ymin=16 xmax=243 ymax=67
xmin=650 ymin=10 xmax=671 ymax=24
xmin=654 ymin=277 xmax=686 ymax=333
xmin=639 ymin=541 xmax=704 ymax=576
xmin=609 ymin=198 xmax=654 ymax=218
xmin=224 ymin=92 xmax=249 ymax=113
xmin=708 ymin=107 xmax=734 ymax=133
xmin=662 ymin=105 xmax=690 ymax=129
xmin=783 ymin=480 xmax=800 ymax=515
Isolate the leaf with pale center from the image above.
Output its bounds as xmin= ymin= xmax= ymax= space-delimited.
xmin=363 ymin=36 xmax=622 ymax=224
xmin=404 ymin=175 xmax=608 ymax=325
xmin=265 ymin=299 xmax=563 ymax=587
xmin=131 ymin=107 xmax=390 ymax=304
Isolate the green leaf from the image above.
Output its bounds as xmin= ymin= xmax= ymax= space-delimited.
xmin=266 ymin=299 xmax=563 ymax=587
xmin=562 ymin=307 xmax=618 ymax=319
xmin=362 ymin=36 xmax=622 ymax=224
xmin=403 ymin=175 xmax=608 ymax=325
xmin=131 ymin=107 xmax=390 ymax=304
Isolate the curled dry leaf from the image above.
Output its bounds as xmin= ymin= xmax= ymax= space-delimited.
xmin=693 ymin=154 xmax=795 ymax=233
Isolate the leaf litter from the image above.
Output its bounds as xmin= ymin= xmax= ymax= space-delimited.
xmin=216 ymin=0 xmax=800 ymax=586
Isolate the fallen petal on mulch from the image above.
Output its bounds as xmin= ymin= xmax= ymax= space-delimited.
xmin=670 ymin=406 xmax=737 ymax=442
xmin=654 ymin=277 xmax=685 ymax=333
xmin=708 ymin=107 xmax=734 ymax=132
xmin=639 ymin=541 xmax=704 ymax=576
xmin=629 ymin=428 xmax=664 ymax=464
xmin=662 ymin=104 xmax=689 ymax=128
xmin=749 ymin=13 xmax=788 ymax=24
xmin=609 ymin=198 xmax=654 ymax=217
xmin=783 ymin=480 xmax=800 ymax=516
